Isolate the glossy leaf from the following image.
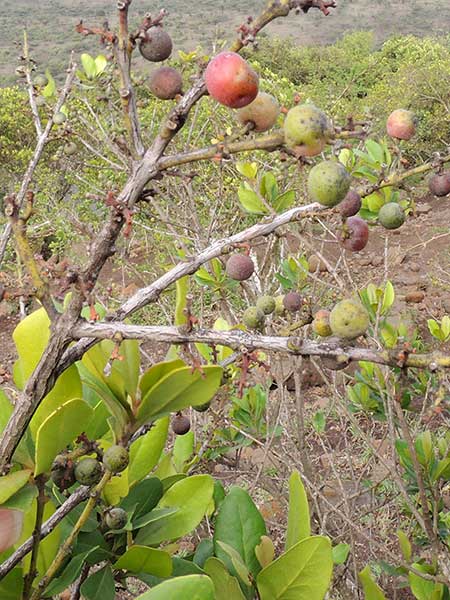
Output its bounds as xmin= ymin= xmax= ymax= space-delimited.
xmin=286 ymin=470 xmax=310 ymax=550
xmin=136 ymin=365 xmax=223 ymax=424
xmin=0 ymin=566 xmax=23 ymax=600
xmin=128 ymin=418 xmax=169 ymax=486
xmin=80 ymin=565 xmax=115 ymax=600
xmin=2 ymin=484 xmax=37 ymax=512
xmin=34 ymin=399 xmax=93 ymax=475
xmin=255 ymin=536 xmax=275 ymax=568
xmin=204 ymin=557 xmax=247 ymax=600
xmin=216 ymin=541 xmax=252 ymax=586
xmin=12 ymin=308 xmax=82 ymax=437
xmin=0 ymin=470 xmax=31 ymax=504
xmin=256 ymin=536 xmax=333 ymax=600
xmin=173 ymin=430 xmax=194 ymax=472
xmin=359 ymin=566 xmax=386 ymax=600
xmin=20 ymin=499 xmax=60 ymax=578
xmin=409 ymin=564 xmax=444 ymax=600
xmin=139 ymin=360 xmax=185 ymax=398
xmin=238 ymin=185 xmax=268 ymax=214
xmin=44 ymin=547 xmax=99 ymax=596
xmin=120 ymin=477 xmax=163 ymax=519
xmin=135 ymin=475 xmax=213 ymax=545
xmin=396 ymin=531 xmax=412 ymax=562
xmin=332 ymin=543 xmax=350 ymax=565
xmin=135 ymin=574 xmax=215 ymax=600
xmin=114 ymin=546 xmax=172 ymax=577
xmin=81 ymin=53 xmax=97 ymax=79
xmin=214 ymin=486 xmax=266 ymax=579
xmin=94 ymin=54 xmax=108 ymax=76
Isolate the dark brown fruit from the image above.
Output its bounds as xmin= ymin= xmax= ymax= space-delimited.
xmin=283 ymin=292 xmax=302 ymax=312
xmin=428 ymin=172 xmax=450 ymax=197
xmin=339 ymin=190 xmax=361 ymax=218
xmin=341 ymin=216 xmax=369 ymax=252
xmin=225 ymin=254 xmax=254 ymax=281
xmin=149 ymin=67 xmax=183 ymax=100
xmin=172 ymin=414 xmax=191 ymax=435
xmin=139 ymin=27 xmax=173 ymax=62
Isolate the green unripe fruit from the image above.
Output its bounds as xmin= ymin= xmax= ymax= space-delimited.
xmin=284 ymin=104 xmax=328 ymax=156
xmin=105 ymin=507 xmax=127 ymax=530
xmin=329 ymin=299 xmax=369 ymax=340
xmin=53 ymin=112 xmax=67 ymax=125
xmin=256 ymin=295 xmax=276 ymax=315
xmin=236 ymin=92 xmax=280 ymax=132
xmin=103 ymin=445 xmax=129 ymax=474
xmin=63 ymin=142 xmax=78 ymax=156
xmin=74 ymin=458 xmax=102 ymax=486
xmin=283 ymin=292 xmax=302 ymax=312
xmin=274 ymin=295 xmax=286 ymax=316
xmin=33 ymin=74 xmax=48 ymax=88
xmin=35 ymin=96 xmax=46 ymax=107
xmin=312 ymin=309 xmax=332 ymax=337
xmin=242 ymin=306 xmax=265 ymax=330
xmin=307 ymin=160 xmax=351 ymax=207
xmin=378 ymin=202 xmax=405 ymax=230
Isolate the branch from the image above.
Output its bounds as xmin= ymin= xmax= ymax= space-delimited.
xmin=23 ymin=31 xmax=43 ymax=137
xmin=0 ymin=61 xmax=77 ymax=266
xmin=71 ymin=322 xmax=450 ymax=370
xmin=0 ymin=486 xmax=90 ymax=580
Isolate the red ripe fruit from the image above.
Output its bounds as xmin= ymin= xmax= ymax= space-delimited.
xmin=341 ymin=216 xmax=369 ymax=252
xmin=428 ymin=172 xmax=450 ymax=197
xmin=386 ymin=109 xmax=416 ymax=141
xmin=339 ymin=190 xmax=361 ymax=218
xmin=205 ymin=52 xmax=259 ymax=109
xmin=225 ymin=254 xmax=255 ymax=281
xmin=149 ymin=67 xmax=183 ymax=100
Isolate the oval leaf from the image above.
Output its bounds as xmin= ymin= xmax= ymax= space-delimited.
xmin=128 ymin=418 xmax=169 ymax=486
xmin=256 ymin=536 xmax=333 ymax=600
xmin=114 ymin=546 xmax=172 ymax=577
xmin=35 ymin=399 xmax=93 ymax=475
xmin=135 ymin=574 xmax=215 ymax=600
xmin=204 ymin=557 xmax=246 ymax=600
xmin=358 ymin=565 xmax=386 ymax=600
xmin=0 ymin=470 xmax=31 ymax=504
xmin=286 ymin=470 xmax=310 ymax=550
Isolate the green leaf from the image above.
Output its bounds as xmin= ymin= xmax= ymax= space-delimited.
xmin=135 ymin=575 xmax=215 ymax=600
xmin=255 ymin=536 xmax=275 ymax=568
xmin=204 ymin=557 xmax=246 ymax=600
xmin=45 ymin=547 xmax=99 ymax=596
xmin=173 ymin=430 xmax=194 ymax=472
xmin=19 ymin=498 xmax=60 ymax=578
xmin=358 ymin=565 xmax=386 ymax=599
xmin=381 ymin=281 xmax=395 ymax=315
xmin=397 ymin=530 xmax=412 ymax=562
xmin=0 ymin=566 xmax=23 ymax=599
xmin=135 ymin=475 xmax=214 ymax=545
xmin=94 ymin=54 xmax=108 ymax=76
xmin=441 ymin=316 xmax=450 ymax=340
xmin=114 ymin=546 xmax=172 ymax=577
xmin=260 ymin=172 xmax=278 ymax=203
xmin=120 ymin=477 xmax=163 ymax=517
xmin=0 ymin=470 xmax=31 ymax=503
xmin=273 ymin=190 xmax=295 ymax=213
xmin=214 ymin=486 xmax=267 ymax=579
xmin=131 ymin=507 xmax=179 ymax=530
xmin=365 ymin=140 xmax=385 ymax=165
xmin=332 ymin=543 xmax=350 ymax=565
xmin=13 ymin=308 xmax=82 ymax=438
xmin=2 ymin=484 xmax=37 ymax=512
xmin=81 ymin=53 xmax=97 ymax=79
xmin=427 ymin=319 xmax=444 ymax=341
xmin=0 ymin=389 xmax=13 ymax=434
xmin=136 ymin=365 xmax=223 ymax=424
xmin=256 ymin=536 xmax=333 ymax=600
xmin=238 ymin=186 xmax=268 ymax=214
xmin=194 ymin=539 xmax=215 ymax=567
xmin=34 ymin=398 xmax=93 ymax=475
xmin=286 ymin=470 xmax=310 ymax=550
xmin=409 ymin=564 xmax=444 ymax=600
xmin=139 ymin=360 xmax=185 ymax=399
xmin=128 ymin=418 xmax=169 ymax=486
xmin=80 ymin=565 xmax=115 ymax=600
xmin=366 ymin=192 xmax=384 ymax=213
xmin=216 ymin=541 xmax=252 ymax=586
xmin=42 ymin=69 xmax=56 ymax=98
xmin=236 ymin=162 xmax=258 ymax=179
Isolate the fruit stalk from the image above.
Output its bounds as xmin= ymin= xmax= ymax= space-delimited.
xmin=29 ymin=470 xmax=112 ymax=600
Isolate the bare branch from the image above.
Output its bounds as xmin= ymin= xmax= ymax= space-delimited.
xmin=71 ymin=322 xmax=450 ymax=370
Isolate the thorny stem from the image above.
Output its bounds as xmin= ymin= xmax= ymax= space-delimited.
xmin=29 ymin=471 xmax=112 ymax=600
